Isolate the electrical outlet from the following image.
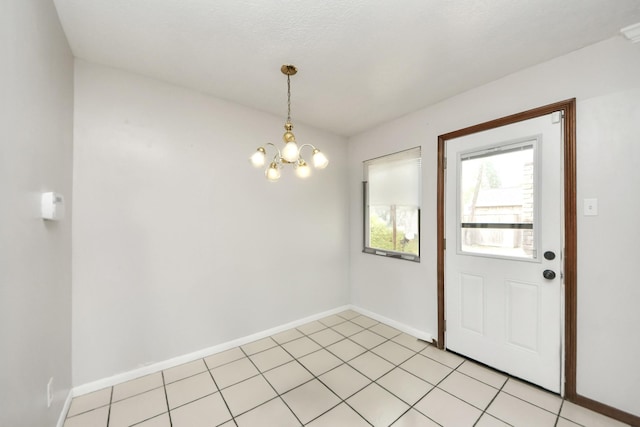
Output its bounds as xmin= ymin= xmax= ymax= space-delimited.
xmin=47 ymin=377 xmax=53 ymax=408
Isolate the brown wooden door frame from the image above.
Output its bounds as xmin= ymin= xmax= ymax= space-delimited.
xmin=436 ymin=99 xmax=577 ymax=398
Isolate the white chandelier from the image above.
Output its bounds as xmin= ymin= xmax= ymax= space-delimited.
xmin=250 ymin=64 xmax=329 ymax=181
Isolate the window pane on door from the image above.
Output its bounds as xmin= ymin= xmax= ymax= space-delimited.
xmin=459 ymin=142 xmax=536 ymax=259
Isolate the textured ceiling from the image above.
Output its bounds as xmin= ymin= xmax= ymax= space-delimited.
xmin=53 ymin=0 xmax=640 ymax=136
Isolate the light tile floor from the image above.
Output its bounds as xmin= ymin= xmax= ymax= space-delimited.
xmin=64 ymin=310 xmax=631 ymax=426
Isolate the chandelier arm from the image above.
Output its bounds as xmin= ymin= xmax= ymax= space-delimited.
xmin=297 ymin=143 xmax=317 ymax=157
xmin=298 ymin=144 xmax=317 ymax=162
xmin=265 ymin=142 xmax=283 ymax=159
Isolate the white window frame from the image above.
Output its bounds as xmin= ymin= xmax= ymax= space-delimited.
xmin=456 ymin=138 xmax=540 ymax=262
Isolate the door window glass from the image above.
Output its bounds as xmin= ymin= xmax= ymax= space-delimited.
xmin=459 ymin=141 xmax=537 ymax=259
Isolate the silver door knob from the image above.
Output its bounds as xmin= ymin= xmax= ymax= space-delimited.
xmin=543 ymin=270 xmax=556 ymax=280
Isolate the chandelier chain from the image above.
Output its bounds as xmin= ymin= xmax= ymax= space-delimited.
xmin=286 ymin=74 xmax=291 ymax=123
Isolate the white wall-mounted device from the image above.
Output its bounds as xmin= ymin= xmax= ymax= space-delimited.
xmin=41 ymin=192 xmax=65 ymax=221
xmin=584 ymin=198 xmax=598 ymax=216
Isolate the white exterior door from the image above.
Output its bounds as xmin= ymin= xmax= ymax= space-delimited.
xmin=445 ymin=112 xmax=563 ymax=393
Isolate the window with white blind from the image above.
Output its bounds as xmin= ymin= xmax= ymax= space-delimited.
xmin=363 ymin=147 xmax=421 ymax=261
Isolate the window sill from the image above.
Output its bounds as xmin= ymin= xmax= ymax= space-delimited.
xmin=363 ymin=247 xmax=420 ymax=263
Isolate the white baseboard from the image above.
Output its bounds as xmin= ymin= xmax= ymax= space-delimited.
xmin=56 ymin=389 xmax=73 ymax=427
xmin=71 ymin=304 xmax=434 ymax=399
xmin=349 ymin=304 xmax=434 ymax=343
xmin=72 ymin=305 xmax=350 ymax=397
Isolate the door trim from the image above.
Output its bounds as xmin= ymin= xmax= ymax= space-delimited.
xmin=436 ymin=99 xmax=577 ymax=398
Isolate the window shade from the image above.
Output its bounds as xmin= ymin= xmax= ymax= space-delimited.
xmin=366 ymin=147 xmax=421 ymax=206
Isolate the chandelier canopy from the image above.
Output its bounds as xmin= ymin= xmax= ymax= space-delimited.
xmin=250 ymin=64 xmax=328 ymax=181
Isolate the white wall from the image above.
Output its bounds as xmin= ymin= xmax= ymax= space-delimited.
xmin=0 ymin=1 xmax=74 ymax=426
xmin=348 ymin=37 xmax=640 ymax=416
xmin=576 ymin=88 xmax=640 ymax=414
xmin=72 ymin=61 xmax=349 ymax=385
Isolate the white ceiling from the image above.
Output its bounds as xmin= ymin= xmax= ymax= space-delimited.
xmin=53 ymin=0 xmax=640 ymax=136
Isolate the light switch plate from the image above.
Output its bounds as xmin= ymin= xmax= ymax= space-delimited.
xmin=584 ymin=198 xmax=598 ymax=216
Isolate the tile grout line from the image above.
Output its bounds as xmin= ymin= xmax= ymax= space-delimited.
xmin=204 ymin=358 xmax=239 ymax=427
xmin=357 ymin=317 xmax=461 ymax=427
xmin=111 ymin=383 xmax=166 ymax=405
xmin=283 ymin=315 xmax=370 ymax=425
xmin=500 ymin=388 xmax=564 ymax=418
xmin=452 ymin=356 xmax=566 ymax=418
xmin=445 ymin=357 xmax=567 ymax=425
xmin=163 ymin=390 xmax=216 ymax=412
xmin=318 ymin=314 xmax=444 ymax=426
xmin=288 ymin=314 xmax=375 ymax=425
xmin=348 ymin=316 xmax=518 ymax=426
xmin=492 ymin=377 xmax=565 ymax=419
xmin=63 ymin=398 xmax=111 ymax=420
xmin=470 ymin=372 xmax=509 ymax=427
xmin=126 ymin=383 xmax=176 ymax=426
xmin=237 ymin=344 xmax=306 ymax=426
xmin=106 ymin=386 xmax=113 ymax=427
xmin=263 ymin=314 xmax=375 ymax=425
xmin=554 ymin=399 xmax=588 ymax=427
xmin=293 ymin=314 xmax=428 ymax=425
xmin=398 ymin=359 xmax=462 ymax=426
xmin=340 ymin=320 xmax=443 ymax=426
xmin=160 ymin=371 xmax=173 ymax=427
